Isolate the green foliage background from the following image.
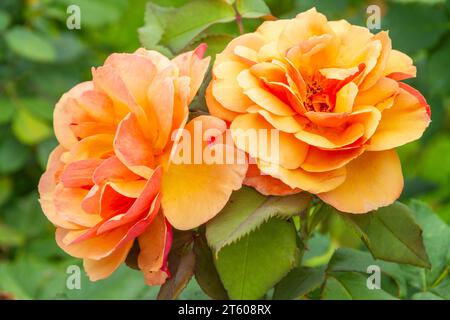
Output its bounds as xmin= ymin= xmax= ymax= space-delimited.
xmin=0 ymin=0 xmax=449 ymax=299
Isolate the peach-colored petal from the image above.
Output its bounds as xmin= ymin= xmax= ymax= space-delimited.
xmin=84 ymin=240 xmax=133 ymax=281
xmin=162 ymin=116 xmax=247 ymax=230
xmin=114 ymin=113 xmax=154 ymax=179
xmin=318 ymin=150 xmax=403 ymax=213
xmin=278 ymin=8 xmax=333 ymax=53
xmin=334 ymin=81 xmax=358 ymax=113
xmin=54 ymin=82 xmax=93 ymax=149
xmin=244 ymin=164 xmax=301 ymax=196
xmin=62 ymin=134 xmax=114 ymax=163
xmin=301 ymin=146 xmax=365 ymax=172
xmin=205 ymin=83 xmax=240 ymax=122
xmin=384 ymin=49 xmax=416 ymax=80
xmin=39 ymin=146 xmax=79 ymax=229
xmin=295 ymin=123 xmax=364 ymax=149
xmin=54 ymin=184 xmax=102 ymax=227
xmin=257 ymin=159 xmax=346 ymax=194
xmin=367 ymin=87 xmax=430 ymax=151
xmin=359 ymin=31 xmax=391 ymax=90
xmin=172 ymin=44 xmax=210 ymax=103
xmin=231 ymin=113 xmax=309 ymax=169
xmin=104 ymin=53 xmax=157 ymax=109
xmin=355 ymin=77 xmax=399 ymax=109
xmin=138 ymin=212 xmax=172 ymax=286
xmin=61 ymin=159 xmax=102 ymax=188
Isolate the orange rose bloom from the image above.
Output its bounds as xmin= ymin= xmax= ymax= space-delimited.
xmin=207 ymin=8 xmax=430 ymax=213
xmin=39 ymin=45 xmax=247 ymax=284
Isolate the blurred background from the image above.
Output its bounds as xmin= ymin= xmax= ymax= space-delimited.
xmin=0 ymin=0 xmax=448 ymax=299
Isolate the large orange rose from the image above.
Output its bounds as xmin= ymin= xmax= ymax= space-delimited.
xmin=206 ymin=8 xmax=430 ymax=213
xmin=39 ymin=45 xmax=247 ymax=284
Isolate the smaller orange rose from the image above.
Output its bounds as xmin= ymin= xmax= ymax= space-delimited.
xmin=39 ymin=45 xmax=247 ymax=284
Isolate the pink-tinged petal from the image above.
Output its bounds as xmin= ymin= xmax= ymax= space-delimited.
xmin=114 ymin=113 xmax=154 ymax=179
xmin=318 ymin=150 xmax=403 ymax=213
xmin=56 ymin=225 xmax=130 ymax=260
xmin=93 ymin=156 xmax=141 ymax=186
xmin=76 ymin=90 xmax=115 ymax=124
xmin=92 ymin=65 xmax=153 ymax=141
xmin=98 ymin=183 xmax=135 ymax=219
xmin=84 ymin=240 xmax=133 ymax=281
xmin=54 ymin=184 xmax=102 ymax=227
xmin=39 ymin=146 xmax=79 ymax=229
xmin=62 ymin=134 xmax=114 ymax=163
xmin=138 ymin=212 xmax=172 ymax=286
xmin=367 ymin=86 xmax=430 ymax=151
xmin=61 ymin=159 xmax=103 ymax=188
xmin=98 ymin=168 xmax=162 ymax=233
xmin=54 ymin=82 xmax=93 ymax=149
xmin=172 ymin=44 xmax=211 ymax=103
xmin=104 ymin=52 xmax=157 ymax=108
xmin=244 ymin=164 xmax=301 ymax=196
xmin=147 ymin=74 xmax=175 ymax=151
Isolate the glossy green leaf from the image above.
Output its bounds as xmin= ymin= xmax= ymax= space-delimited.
xmin=215 ymin=218 xmax=298 ymax=299
xmin=236 ymin=0 xmax=271 ymax=18
xmin=194 ymin=234 xmax=228 ymax=300
xmin=5 ymin=27 xmax=56 ymax=62
xmin=206 ymin=186 xmax=311 ymax=254
xmin=399 ymin=200 xmax=450 ymax=290
xmin=321 ymin=272 xmax=398 ymax=300
xmin=273 ymin=266 xmax=325 ymax=300
xmin=161 ymin=0 xmax=236 ymax=52
xmin=341 ymin=202 xmax=431 ymax=268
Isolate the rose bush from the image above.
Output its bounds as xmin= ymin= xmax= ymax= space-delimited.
xmin=38 ymin=45 xmax=247 ymax=284
xmin=206 ymin=8 xmax=430 ymax=213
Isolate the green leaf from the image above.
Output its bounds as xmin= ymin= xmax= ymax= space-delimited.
xmin=0 ymin=176 xmax=12 ymax=207
xmin=236 ymin=0 xmax=271 ymax=19
xmin=21 ymin=98 xmax=54 ymax=122
xmin=382 ymin=2 xmax=448 ymax=54
xmin=321 ymin=272 xmax=398 ymax=300
xmin=0 ymin=98 xmax=16 ymax=124
xmin=12 ymin=108 xmax=52 ymax=145
xmin=341 ymin=202 xmax=431 ymax=268
xmin=187 ymin=34 xmax=234 ymax=59
xmin=193 ymin=234 xmax=228 ymax=300
xmin=37 ymin=138 xmax=58 ymax=170
xmin=206 ymin=186 xmax=311 ymax=254
xmin=0 ymin=10 xmax=10 ymax=31
xmin=399 ymin=200 xmax=450 ymax=290
xmin=138 ymin=2 xmax=174 ymax=55
xmin=0 ymin=134 xmax=30 ymax=174
xmin=326 ymin=248 xmax=408 ymax=297
xmin=273 ymin=266 xmax=325 ymax=300
xmin=5 ymin=27 xmax=56 ymax=63
xmin=426 ymin=28 xmax=450 ymax=96
xmin=214 ymin=218 xmax=298 ymax=299
xmin=56 ymin=0 xmax=125 ymax=28
xmin=0 ymin=224 xmax=24 ymax=247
